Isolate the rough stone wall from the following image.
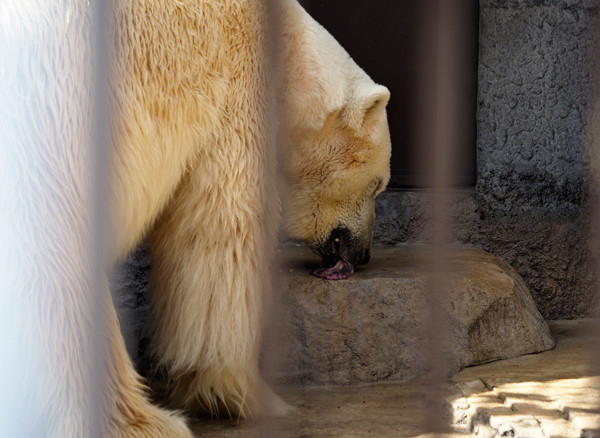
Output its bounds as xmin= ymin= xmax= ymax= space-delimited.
xmin=373 ymin=0 xmax=600 ymax=319
xmin=374 ymin=192 xmax=596 ymax=319
xmin=477 ymin=0 xmax=597 ymax=216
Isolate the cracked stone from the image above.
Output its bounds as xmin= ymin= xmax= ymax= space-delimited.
xmin=271 ymin=245 xmax=555 ymax=386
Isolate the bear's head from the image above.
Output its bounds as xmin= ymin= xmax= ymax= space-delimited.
xmin=279 ymin=82 xmax=391 ymax=272
xmin=277 ymin=0 xmax=391 ymax=275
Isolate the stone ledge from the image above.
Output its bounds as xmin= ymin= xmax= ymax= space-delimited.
xmin=191 ymin=320 xmax=598 ymax=437
xmin=270 ymin=244 xmax=555 ymax=386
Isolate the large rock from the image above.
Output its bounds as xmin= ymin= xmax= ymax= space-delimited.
xmin=271 ymin=245 xmax=555 ymax=386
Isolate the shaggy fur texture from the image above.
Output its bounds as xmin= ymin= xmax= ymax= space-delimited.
xmin=0 ymin=0 xmax=390 ymax=436
xmin=277 ymin=0 xmax=391 ymax=266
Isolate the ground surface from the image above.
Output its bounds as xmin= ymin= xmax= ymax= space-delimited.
xmin=189 ymin=319 xmax=599 ymax=437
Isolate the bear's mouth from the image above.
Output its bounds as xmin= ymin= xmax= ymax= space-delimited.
xmin=311 ymin=259 xmax=354 ymax=280
xmin=310 ymin=228 xmax=356 ymax=280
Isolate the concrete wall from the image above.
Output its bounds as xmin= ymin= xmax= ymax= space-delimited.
xmin=374 ymin=0 xmax=600 ymax=319
xmin=478 ymin=0 xmax=596 ymax=215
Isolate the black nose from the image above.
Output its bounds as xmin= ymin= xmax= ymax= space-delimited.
xmin=317 ymin=227 xmax=371 ymax=267
xmin=317 ymin=227 xmax=351 ymax=267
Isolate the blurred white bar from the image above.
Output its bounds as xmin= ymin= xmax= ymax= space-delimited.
xmin=0 ymin=1 xmax=108 ymax=436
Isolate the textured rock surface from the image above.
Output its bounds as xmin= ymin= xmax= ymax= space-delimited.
xmin=188 ymin=320 xmax=600 ymax=438
xmin=477 ymin=0 xmax=598 ymax=215
xmin=373 ymin=190 xmax=597 ymax=320
xmin=449 ymin=319 xmax=600 ymax=437
xmin=271 ymin=245 xmax=555 ymax=386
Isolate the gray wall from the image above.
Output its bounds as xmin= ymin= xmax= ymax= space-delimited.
xmin=374 ymin=0 xmax=600 ymax=319
xmin=477 ymin=0 xmax=595 ymax=215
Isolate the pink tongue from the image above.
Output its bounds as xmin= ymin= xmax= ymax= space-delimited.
xmin=311 ymin=259 xmax=354 ymax=280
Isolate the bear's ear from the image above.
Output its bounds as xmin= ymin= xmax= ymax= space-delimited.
xmin=342 ymin=84 xmax=390 ymax=132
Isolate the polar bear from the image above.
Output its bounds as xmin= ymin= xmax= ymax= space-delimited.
xmin=0 ymin=0 xmax=390 ymax=436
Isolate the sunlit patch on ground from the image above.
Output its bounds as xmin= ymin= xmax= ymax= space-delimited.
xmin=450 ymin=320 xmax=600 ymax=437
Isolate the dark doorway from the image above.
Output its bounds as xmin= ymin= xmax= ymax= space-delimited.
xmin=302 ymin=1 xmax=479 ymax=188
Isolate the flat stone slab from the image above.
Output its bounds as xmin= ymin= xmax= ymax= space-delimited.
xmin=191 ymin=320 xmax=599 ymax=437
xmin=450 ymin=319 xmax=600 ymax=436
xmin=269 ymin=244 xmax=555 ymax=386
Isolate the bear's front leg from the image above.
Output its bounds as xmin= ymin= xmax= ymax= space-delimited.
xmin=102 ymin=281 xmax=194 ymax=437
xmin=145 ymin=152 xmax=284 ymax=418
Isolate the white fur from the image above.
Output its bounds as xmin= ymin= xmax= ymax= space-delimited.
xmin=0 ymin=0 xmax=391 ymax=436
xmin=278 ymin=0 xmax=391 ymax=249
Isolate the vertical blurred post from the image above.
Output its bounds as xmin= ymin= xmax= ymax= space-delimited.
xmin=414 ymin=0 xmax=476 ymax=432
xmin=589 ymin=40 xmax=600 ymax=401
xmin=90 ymin=0 xmax=112 ymax=436
xmin=0 ymin=1 xmax=109 ymax=436
xmin=258 ymin=0 xmax=285 ymax=436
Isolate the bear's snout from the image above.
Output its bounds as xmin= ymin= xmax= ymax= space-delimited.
xmin=317 ymin=226 xmax=371 ymax=268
